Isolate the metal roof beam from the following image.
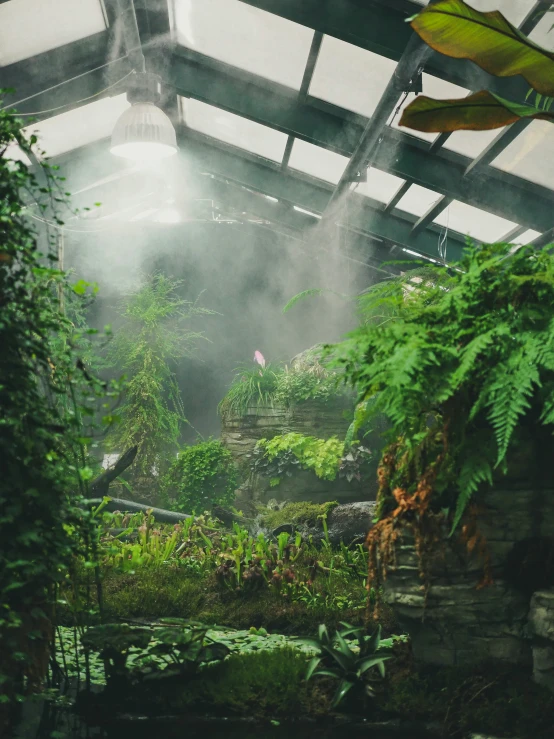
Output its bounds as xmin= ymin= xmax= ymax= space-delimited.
xmin=324 ymin=29 xmax=432 ymax=216
xmin=412 ymin=195 xmax=452 ymax=236
xmin=464 ymin=119 xmax=531 ymax=176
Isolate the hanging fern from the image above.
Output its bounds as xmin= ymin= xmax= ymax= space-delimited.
xmin=330 ymin=242 xmax=554 ymax=534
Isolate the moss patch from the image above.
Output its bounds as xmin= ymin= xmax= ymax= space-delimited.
xmin=259 ymin=501 xmax=338 ymax=531
xmin=96 ymin=566 xmax=366 ymax=635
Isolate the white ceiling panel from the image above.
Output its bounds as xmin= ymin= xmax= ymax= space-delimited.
xmin=528 ymin=12 xmax=554 ymax=52
xmin=442 ymin=127 xmax=499 ymax=158
xmin=288 ymin=139 xmax=348 ymax=183
xmin=180 ymin=98 xmax=287 ymax=162
xmin=4 ymin=141 xmax=31 ymax=166
xmin=492 ymin=120 xmax=554 ymax=189
xmin=434 ymin=201 xmax=518 ymax=242
xmin=0 ymin=0 xmax=106 ymax=67
xmin=393 ymin=75 xmax=469 ymax=144
xmin=510 ymin=228 xmax=541 ymax=243
xmin=172 ymin=0 xmax=313 ymax=89
xmin=396 ymin=184 xmax=442 ymax=217
xmin=355 ymin=167 xmax=405 ymax=204
xmin=308 ymin=35 xmax=397 ymax=118
xmin=22 ymin=95 xmax=130 ymax=158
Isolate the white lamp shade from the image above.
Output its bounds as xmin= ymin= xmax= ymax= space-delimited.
xmin=111 ymin=102 xmax=178 ymax=161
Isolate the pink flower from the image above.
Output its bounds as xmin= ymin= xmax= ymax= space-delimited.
xmin=254 ymin=350 xmax=266 ymax=369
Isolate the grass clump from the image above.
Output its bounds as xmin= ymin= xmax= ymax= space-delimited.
xmin=178 ymin=648 xmax=328 ymax=717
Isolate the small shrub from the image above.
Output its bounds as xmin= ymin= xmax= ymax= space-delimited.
xmin=165 ymin=438 xmax=239 ymax=513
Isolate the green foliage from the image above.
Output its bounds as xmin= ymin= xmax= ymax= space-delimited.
xmin=104 ymin=275 xmax=216 ymax=481
xmin=304 ymin=623 xmax=393 ymax=708
xmin=330 ymin=242 xmax=554 ymax=531
xmin=282 ymin=288 xmax=348 ymax=314
xmin=0 ymin=94 xmax=111 ymax=718
xmin=259 ymin=501 xmax=339 ymax=531
xmin=218 ymin=352 xmax=347 ymax=417
xmin=164 ymin=438 xmax=238 ymax=513
xmin=401 ymin=0 xmax=554 ymax=133
xmin=255 ymin=433 xmax=345 ymax=482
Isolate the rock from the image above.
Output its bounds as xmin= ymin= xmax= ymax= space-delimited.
xmin=528 ymin=589 xmax=554 ymax=691
xmin=271 ymin=501 xmax=376 ymax=546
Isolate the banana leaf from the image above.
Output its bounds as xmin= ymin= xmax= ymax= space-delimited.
xmin=409 ymin=0 xmax=554 ymax=96
xmin=399 ymin=90 xmax=554 ymax=132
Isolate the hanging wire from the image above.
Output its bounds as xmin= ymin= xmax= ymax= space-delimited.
xmin=0 ymin=65 xmax=135 ymax=118
xmin=438 ymin=205 xmax=450 ymax=263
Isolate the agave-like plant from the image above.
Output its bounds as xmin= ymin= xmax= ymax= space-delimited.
xmin=304 ymin=622 xmax=392 ymax=708
xmin=400 ymin=0 xmax=554 ymax=133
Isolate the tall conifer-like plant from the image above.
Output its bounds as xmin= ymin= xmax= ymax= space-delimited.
xmin=104 ymin=275 xmax=215 ymax=488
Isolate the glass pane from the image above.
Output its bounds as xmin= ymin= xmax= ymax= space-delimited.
xmin=4 ymin=141 xmax=31 ymax=166
xmin=172 ymin=0 xmax=314 ymax=90
xmin=442 ymin=128 xmax=499 ymax=158
xmin=0 ymin=0 xmax=106 ymax=67
xmin=510 ymin=228 xmax=541 ymax=243
xmin=22 ymin=95 xmax=130 ymax=158
xmin=180 ymin=98 xmax=288 ymax=162
xmin=434 ymin=201 xmax=517 ymax=242
xmin=288 ymin=139 xmax=348 ymax=183
xmin=528 ymin=12 xmax=554 ymax=51
xmin=492 ymin=120 xmax=554 ymax=189
xmin=356 ymin=167 xmax=405 ymax=203
xmin=308 ymin=35 xmax=397 ymax=118
xmin=396 ymin=184 xmax=442 ymax=217
xmin=392 ymin=75 xmax=469 ymax=144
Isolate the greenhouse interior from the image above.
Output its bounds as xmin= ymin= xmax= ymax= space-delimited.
xmin=3 ymin=0 xmax=554 ymax=737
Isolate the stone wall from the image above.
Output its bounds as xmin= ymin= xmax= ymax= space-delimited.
xmin=381 ymin=478 xmax=554 ymax=669
xmin=220 ymin=398 xmax=372 ymax=504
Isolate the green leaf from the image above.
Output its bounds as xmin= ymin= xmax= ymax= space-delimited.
xmin=399 ymin=90 xmax=554 ymax=133
xmin=331 ymin=679 xmax=355 ymax=707
xmin=410 ymin=0 xmax=554 ymax=96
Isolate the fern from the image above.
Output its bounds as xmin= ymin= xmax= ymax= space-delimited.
xmin=282 ymin=288 xmax=348 ymax=314
xmin=331 ymin=243 xmax=554 ymax=533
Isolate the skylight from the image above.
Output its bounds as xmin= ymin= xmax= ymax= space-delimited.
xmin=308 ymin=35 xmax=397 ymax=118
xmin=434 ymin=201 xmax=518 ymax=242
xmin=0 ymin=0 xmax=106 ymax=67
xmin=288 ymin=139 xmax=348 ymax=183
xmin=180 ymin=98 xmax=288 ymax=162
xmin=395 ymin=184 xmax=443 ymax=217
xmin=411 ymin=0 xmax=536 ymax=26
xmin=22 ymin=95 xmax=130 ymax=159
xmin=510 ymin=228 xmax=541 ymax=244
xmin=355 ymin=168 xmax=405 ymax=204
xmin=171 ymin=0 xmax=314 ymax=89
xmin=492 ymin=120 xmax=554 ymax=190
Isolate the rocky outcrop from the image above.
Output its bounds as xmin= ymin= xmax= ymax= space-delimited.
xmin=529 ymin=589 xmax=554 ymax=691
xmin=272 ymin=501 xmax=377 ymax=546
xmin=381 ymin=482 xmax=554 ymax=668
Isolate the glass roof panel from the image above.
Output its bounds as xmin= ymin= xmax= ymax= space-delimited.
xmin=528 ymin=12 xmax=554 ymax=51
xmin=396 ymin=184 xmax=442 ymax=217
xmin=308 ymin=35 xmax=397 ymax=118
xmin=0 ymin=0 xmax=106 ymax=67
xmin=355 ymin=168 xmax=405 ymax=203
xmin=288 ymin=139 xmax=348 ymax=183
xmin=180 ymin=98 xmax=288 ymax=162
xmin=491 ymin=120 xmax=554 ymax=189
xmin=434 ymin=201 xmax=518 ymax=242
xmin=172 ymin=0 xmax=314 ymax=90
xmin=392 ymin=75 xmax=469 ymax=144
xmin=411 ymin=0 xmax=535 ymax=25
xmin=22 ymin=95 xmax=130 ymax=158
xmin=442 ymin=127 xmax=499 ymax=158
xmin=510 ymin=228 xmax=541 ymax=243
xmin=4 ymin=141 xmax=31 ymax=166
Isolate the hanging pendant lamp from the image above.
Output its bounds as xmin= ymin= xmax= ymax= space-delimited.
xmin=111 ymin=72 xmax=178 ymax=162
